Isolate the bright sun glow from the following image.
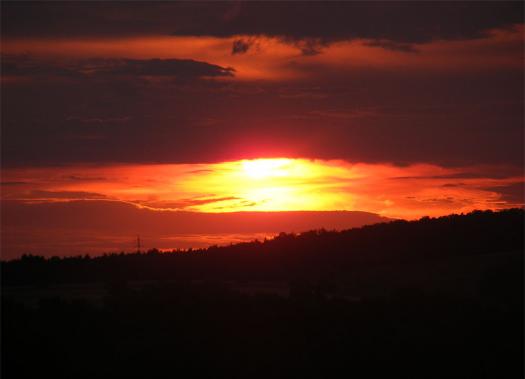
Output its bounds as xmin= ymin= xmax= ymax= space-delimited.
xmin=242 ymin=158 xmax=292 ymax=179
xmin=187 ymin=158 xmax=355 ymax=212
xmin=3 ymin=158 xmax=522 ymax=219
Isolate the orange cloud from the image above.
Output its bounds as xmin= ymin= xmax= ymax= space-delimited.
xmin=2 ymin=159 xmax=522 ymax=219
xmin=2 ymin=24 xmax=522 ymax=81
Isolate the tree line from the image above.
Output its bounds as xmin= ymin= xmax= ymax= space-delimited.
xmin=2 ymin=208 xmax=523 ymax=286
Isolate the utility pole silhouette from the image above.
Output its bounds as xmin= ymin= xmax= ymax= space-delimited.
xmin=137 ymin=235 xmax=141 ymax=253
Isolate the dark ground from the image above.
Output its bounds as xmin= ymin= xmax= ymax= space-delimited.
xmin=2 ymin=209 xmax=523 ymax=378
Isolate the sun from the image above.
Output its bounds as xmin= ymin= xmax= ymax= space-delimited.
xmin=241 ymin=158 xmax=292 ymax=179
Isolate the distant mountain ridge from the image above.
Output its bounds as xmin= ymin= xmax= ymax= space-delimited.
xmin=1 ymin=199 xmax=390 ymax=258
xmin=2 ymin=208 xmax=522 ymax=286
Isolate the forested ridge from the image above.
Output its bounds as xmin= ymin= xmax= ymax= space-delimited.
xmin=2 ymin=208 xmax=523 ymax=285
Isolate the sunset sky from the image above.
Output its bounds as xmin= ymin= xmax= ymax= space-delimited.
xmin=1 ymin=1 xmax=523 ymax=258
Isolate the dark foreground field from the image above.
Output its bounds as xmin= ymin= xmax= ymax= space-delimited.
xmin=2 ymin=209 xmax=523 ymax=378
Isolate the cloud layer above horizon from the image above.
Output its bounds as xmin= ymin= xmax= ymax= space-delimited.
xmin=2 ymin=159 xmax=523 ymax=218
xmin=1 ymin=1 xmax=523 ymax=168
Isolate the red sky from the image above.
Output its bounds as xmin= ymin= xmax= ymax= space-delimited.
xmin=1 ymin=2 xmax=523 ymax=258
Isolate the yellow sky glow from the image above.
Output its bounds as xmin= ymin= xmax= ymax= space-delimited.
xmin=1 ymin=158 xmax=523 ymax=219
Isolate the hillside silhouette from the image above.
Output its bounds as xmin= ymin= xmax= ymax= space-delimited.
xmin=2 ymin=209 xmax=523 ymax=379
xmin=2 ymin=208 xmax=523 ymax=285
xmin=1 ymin=202 xmax=390 ymax=259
